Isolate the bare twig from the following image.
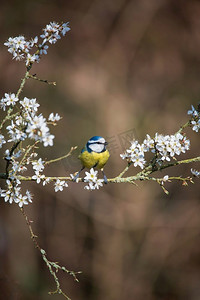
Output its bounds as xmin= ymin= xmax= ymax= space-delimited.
xmin=45 ymin=146 xmax=77 ymax=165
xmin=28 ymin=74 xmax=56 ymax=86
xmin=20 ymin=207 xmax=80 ymax=299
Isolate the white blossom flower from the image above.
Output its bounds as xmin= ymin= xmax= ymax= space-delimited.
xmin=191 ymin=119 xmax=200 ymax=132
xmin=142 ymin=134 xmax=154 ymax=151
xmin=84 ymin=178 xmax=104 ymax=190
xmin=0 ymin=188 xmax=6 ymax=198
xmin=120 ymin=140 xmax=146 ymax=169
xmin=26 ymin=114 xmax=48 ymax=140
xmin=39 ymin=44 xmax=49 ymax=55
xmin=163 ymin=175 xmax=169 ymax=181
xmin=0 ymin=134 xmax=6 ymax=148
xmin=13 ymin=35 xmax=27 ymax=50
xmin=29 ymin=36 xmax=38 ymax=47
xmin=13 ymin=150 xmax=22 ymax=158
xmin=6 ymin=120 xmax=27 ymax=142
xmin=13 ymin=53 xmax=25 ymax=61
xmin=9 ymin=161 xmax=20 ymax=173
xmin=1 ymin=189 xmax=14 ymax=204
xmin=131 ymin=152 xmax=146 ymax=169
xmin=0 ymin=93 xmax=18 ymax=109
xmin=4 ymin=149 xmax=11 ymax=161
xmin=84 ymin=168 xmax=98 ymax=183
xmin=191 ymin=168 xmax=200 ymax=177
xmin=120 ymin=152 xmax=127 ymax=160
xmin=48 ymin=113 xmax=61 ymax=122
xmin=0 ymin=97 xmax=7 ymax=110
xmin=26 ymin=190 xmax=33 ymax=203
xmin=32 ymin=158 xmax=45 ymax=172
xmin=32 ymin=171 xmax=45 ymax=184
xmin=18 ymin=165 xmax=27 ymax=173
xmin=61 ymin=22 xmax=70 ymax=36
xmin=20 ymin=97 xmax=40 ymax=113
xmin=14 ymin=194 xmax=28 ymax=207
xmin=43 ymin=177 xmax=51 ymax=186
xmin=43 ymin=134 xmax=54 ymax=147
xmin=126 ymin=140 xmax=140 ymax=155
xmin=26 ymin=53 xmax=39 ymax=66
xmin=4 ymin=36 xmax=25 ymax=51
xmin=161 ymin=175 xmax=171 ymax=185
xmin=187 ymin=104 xmax=200 ymax=132
xmin=54 ymin=179 xmax=68 ymax=192
xmin=26 ymin=114 xmax=54 ymax=147
xmin=188 ymin=105 xmax=198 ymax=117
xmin=93 ymin=178 xmax=104 ymax=189
xmin=5 ymin=93 xmax=19 ymax=106
xmin=84 ymin=182 xmax=95 ymax=191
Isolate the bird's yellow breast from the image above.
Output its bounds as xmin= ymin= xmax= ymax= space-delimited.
xmin=79 ymin=150 xmax=110 ymax=169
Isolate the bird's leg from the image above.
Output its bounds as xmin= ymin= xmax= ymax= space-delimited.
xmin=73 ymin=166 xmax=85 ymax=182
xmin=101 ymin=168 xmax=108 ymax=184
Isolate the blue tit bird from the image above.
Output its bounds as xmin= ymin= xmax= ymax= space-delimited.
xmin=73 ymin=136 xmax=110 ymax=183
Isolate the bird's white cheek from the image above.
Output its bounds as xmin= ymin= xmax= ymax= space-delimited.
xmin=89 ymin=144 xmax=104 ymax=152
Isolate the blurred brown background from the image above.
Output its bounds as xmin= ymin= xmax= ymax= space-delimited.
xmin=0 ymin=0 xmax=200 ymax=299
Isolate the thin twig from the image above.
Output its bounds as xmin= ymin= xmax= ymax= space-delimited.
xmin=177 ymin=120 xmax=191 ymax=133
xmin=45 ymin=146 xmax=77 ymax=165
xmin=28 ymin=74 xmax=56 ymax=85
xmin=20 ymin=207 xmax=80 ymax=299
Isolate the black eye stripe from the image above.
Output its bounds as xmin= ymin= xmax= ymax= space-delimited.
xmin=89 ymin=141 xmax=104 ymax=145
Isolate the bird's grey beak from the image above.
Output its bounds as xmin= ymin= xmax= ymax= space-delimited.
xmin=105 ymin=141 xmax=108 ymax=146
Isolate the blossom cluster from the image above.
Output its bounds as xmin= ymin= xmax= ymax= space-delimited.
xmin=30 ymin=165 xmax=105 ymax=192
xmin=41 ymin=22 xmax=70 ymax=44
xmin=4 ymin=148 xmax=29 ymax=176
xmin=121 ymin=133 xmax=190 ymax=169
xmin=4 ymin=21 xmax=70 ymax=66
xmin=0 ymin=147 xmax=37 ymax=205
xmin=70 ymin=168 xmax=105 ymax=190
xmin=0 ymin=179 xmax=32 ymax=207
xmin=188 ymin=105 xmax=200 ymax=132
xmin=83 ymin=168 xmax=104 ymax=190
xmin=4 ymin=35 xmax=39 ymax=64
xmin=0 ymin=94 xmax=59 ymax=147
xmin=0 ymin=150 xmax=69 ymax=206
xmin=32 ymin=157 xmax=46 ymax=184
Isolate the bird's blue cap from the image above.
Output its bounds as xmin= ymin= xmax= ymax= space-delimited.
xmin=89 ymin=136 xmax=104 ymax=141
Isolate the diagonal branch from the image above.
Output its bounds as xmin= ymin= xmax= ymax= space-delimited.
xmin=45 ymin=146 xmax=77 ymax=165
